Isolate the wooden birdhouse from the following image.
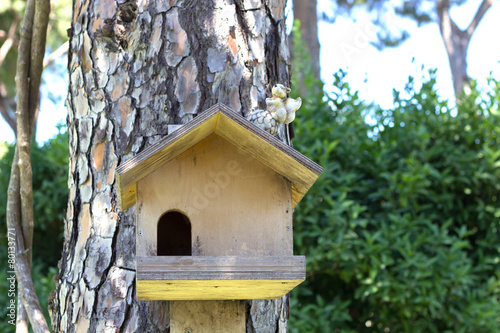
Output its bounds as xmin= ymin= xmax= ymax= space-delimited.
xmin=116 ymin=104 xmax=322 ymax=301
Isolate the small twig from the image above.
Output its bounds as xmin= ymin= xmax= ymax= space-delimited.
xmin=0 ymin=83 xmax=17 ymax=135
xmin=0 ymin=9 xmax=21 ymax=67
xmin=29 ymin=0 xmax=50 ymax=125
xmin=466 ymin=0 xmax=493 ymax=37
xmin=43 ymin=41 xmax=69 ymax=68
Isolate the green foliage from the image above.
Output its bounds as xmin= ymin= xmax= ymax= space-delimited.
xmin=47 ymin=0 xmax=73 ymax=48
xmin=290 ymin=24 xmax=500 ymax=332
xmin=0 ymin=129 xmax=68 ymax=331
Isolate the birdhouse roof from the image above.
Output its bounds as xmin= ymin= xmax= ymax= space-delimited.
xmin=116 ymin=103 xmax=323 ymax=211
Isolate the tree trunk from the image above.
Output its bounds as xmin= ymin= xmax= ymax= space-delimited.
xmin=292 ymin=0 xmax=321 ymax=103
xmin=50 ymin=0 xmax=291 ymax=332
xmin=437 ymin=0 xmax=493 ymax=95
xmin=292 ymin=0 xmax=320 ymax=82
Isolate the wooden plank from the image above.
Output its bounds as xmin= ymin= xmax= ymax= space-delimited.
xmin=137 ymin=279 xmax=304 ymax=301
xmin=115 ymin=181 xmax=136 ymax=212
xmin=136 ymin=256 xmax=305 ymax=300
xmin=292 ymin=184 xmax=307 ymax=210
xmin=139 ymin=272 xmax=303 ymax=280
xmin=170 ymin=301 xmax=245 ymax=333
xmin=138 ymin=255 xmax=305 ymax=266
xmin=137 ymin=256 xmax=305 ymax=279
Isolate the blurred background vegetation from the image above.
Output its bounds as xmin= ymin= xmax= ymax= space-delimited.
xmin=289 ymin=22 xmax=500 ymax=332
xmin=0 ymin=0 xmax=499 ymax=332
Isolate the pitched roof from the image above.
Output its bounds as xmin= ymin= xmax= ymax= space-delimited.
xmin=116 ymin=103 xmax=323 ymax=210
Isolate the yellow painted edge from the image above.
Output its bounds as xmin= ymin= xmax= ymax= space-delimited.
xmin=116 ymin=172 xmax=124 ymax=210
xmin=291 ymin=184 xmax=304 ymax=210
xmin=136 ymin=279 xmax=304 ymax=301
xmin=118 ymin=183 xmax=136 ymax=211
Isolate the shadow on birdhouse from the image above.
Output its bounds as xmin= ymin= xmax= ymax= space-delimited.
xmin=116 ymin=104 xmax=322 ymax=301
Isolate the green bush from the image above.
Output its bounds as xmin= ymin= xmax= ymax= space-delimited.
xmin=290 ymin=22 xmax=500 ymax=333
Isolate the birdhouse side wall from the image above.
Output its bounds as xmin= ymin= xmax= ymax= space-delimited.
xmin=136 ymin=134 xmax=293 ymax=257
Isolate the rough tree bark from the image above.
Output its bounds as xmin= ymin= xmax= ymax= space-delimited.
xmin=50 ymin=0 xmax=292 ymax=332
xmin=437 ymin=0 xmax=493 ymax=95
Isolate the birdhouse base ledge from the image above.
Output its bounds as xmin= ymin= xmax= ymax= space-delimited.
xmin=136 ymin=255 xmax=306 ymax=301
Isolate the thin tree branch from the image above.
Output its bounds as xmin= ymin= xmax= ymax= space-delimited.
xmin=0 ymin=83 xmax=17 ymax=135
xmin=6 ymin=149 xmax=27 ymax=333
xmin=29 ymin=0 xmax=50 ymax=127
xmin=14 ymin=0 xmax=36 ymax=329
xmin=44 ymin=41 xmax=69 ymax=68
xmin=17 ymin=246 xmax=50 ymax=333
xmin=7 ymin=151 xmax=49 ymax=333
xmin=0 ymin=101 xmax=16 ymax=133
xmin=0 ymin=30 xmax=19 ymax=49
xmin=15 ymin=0 xmax=35 ymax=275
xmin=31 ymin=95 xmax=40 ymax=141
xmin=466 ymin=0 xmax=493 ymax=37
xmin=0 ymin=10 xmax=20 ymax=67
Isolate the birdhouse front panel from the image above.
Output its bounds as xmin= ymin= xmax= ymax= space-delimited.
xmin=136 ymin=134 xmax=293 ymax=258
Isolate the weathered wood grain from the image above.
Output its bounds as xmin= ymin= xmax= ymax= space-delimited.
xmin=170 ymin=301 xmax=245 ymax=333
xmin=137 ymin=255 xmax=305 ymax=276
xmin=137 ymin=280 xmax=304 ymax=301
xmin=136 ymin=256 xmax=305 ymax=300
